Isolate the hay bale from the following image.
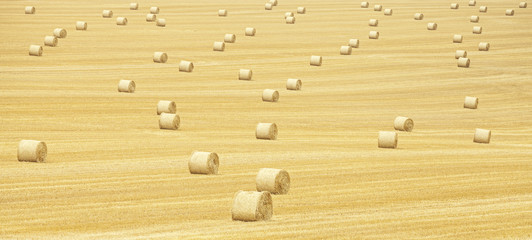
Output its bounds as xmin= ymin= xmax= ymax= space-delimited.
xmin=189 ymin=151 xmax=219 ymax=175
xmin=213 ymin=41 xmax=225 ymax=51
xmin=159 ymin=113 xmax=180 ymax=130
xmin=130 ymin=3 xmax=138 ymax=10
xmin=150 ymin=7 xmax=159 ymax=14
xmin=179 ymin=61 xmax=194 ymax=72
xmin=256 ymin=168 xmax=290 ymax=194
xmin=118 ymin=80 xmax=135 ymax=93
xmin=285 ymin=16 xmax=295 ymax=24
xmin=361 ymin=2 xmax=369 ymax=8
xmin=156 ymin=19 xmax=166 ymax=27
xmin=286 ymin=78 xmax=302 ymax=90
xmin=470 ymin=15 xmax=479 ymax=22
xmin=340 ymin=46 xmax=352 ymax=55
xmin=378 ymin=131 xmax=397 ymax=149
xmin=285 ymin=12 xmax=294 ymax=18
xmin=394 ymin=116 xmax=414 ymax=132
xmin=53 ymin=28 xmax=67 ymax=38
xmin=231 ymin=191 xmax=273 ymax=221
xmin=458 ymin=57 xmax=470 ymax=68
xmin=374 ymin=5 xmax=382 ymax=11
xmin=455 ymin=50 xmax=467 ymax=59
xmin=29 ymin=45 xmax=42 ymax=56
xmin=520 ymin=2 xmax=528 ymax=8
xmin=25 ymin=6 xmax=35 ymax=14
xmin=157 ymin=100 xmax=176 ymax=115
xmin=473 ymin=26 xmax=482 ymax=34
xmin=245 ymin=27 xmax=256 ymax=36
xmin=146 ymin=14 xmax=156 ymax=22
xmin=369 ymin=19 xmax=378 ymax=26
xmin=269 ymin=0 xmax=278 ymax=6
xmin=474 ymin=128 xmax=491 ymax=144
xmin=239 ymin=69 xmax=252 ymax=80
xmin=310 ymin=55 xmax=322 ymax=66
xmin=76 ymin=21 xmax=87 ymax=30
xmin=427 ymin=22 xmax=437 ymax=30
xmin=384 ymin=9 xmax=393 ymax=15
xmin=506 ymin=9 xmax=515 ymax=16
xmin=262 ymin=89 xmax=279 ymax=102
xmin=478 ymin=42 xmax=490 ymax=51
xmin=297 ymin=7 xmax=306 ymax=14
xmin=479 ymin=6 xmax=487 ymax=12
xmin=224 ymin=34 xmax=236 ymax=43
xmin=153 ymin=52 xmax=168 ymax=63
xmin=44 ymin=36 xmax=58 ymax=47
xmin=349 ymin=39 xmax=359 ymax=48
xmin=414 ymin=13 xmax=424 ymax=20
xmin=451 ymin=3 xmax=459 ymax=9
xmin=265 ymin=3 xmax=273 ymax=10
xmin=256 ymin=123 xmax=277 ymax=140
xmin=369 ymin=31 xmax=379 ymax=39
xmin=469 ymin=0 xmax=476 ymax=6
xmin=116 ymin=17 xmax=128 ymax=25
xmin=453 ymin=34 xmax=463 ymax=43
xmin=218 ymin=9 xmax=227 ymax=16
xmin=102 ymin=10 xmax=113 ymax=18
xmin=18 ymin=140 xmax=47 ymax=163
xmin=464 ymin=96 xmax=478 ymax=109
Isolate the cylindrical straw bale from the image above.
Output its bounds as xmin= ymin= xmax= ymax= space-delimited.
xmin=224 ymin=34 xmax=236 ymax=43
xmin=153 ymin=52 xmax=168 ymax=63
xmin=378 ymin=131 xmax=397 ymax=149
xmin=458 ymin=57 xmax=470 ymax=68
xmin=285 ymin=16 xmax=295 ymax=24
xmin=464 ymin=96 xmax=478 ymax=109
xmin=455 ymin=50 xmax=467 ymax=59
xmin=310 ymin=55 xmax=322 ymax=66
xmin=116 ymin=17 xmax=128 ymax=25
xmin=453 ymin=34 xmax=463 ymax=43
xmin=239 ymin=69 xmax=252 ymax=80
xmin=18 ymin=140 xmax=47 ymax=163
xmin=245 ymin=27 xmax=256 ymax=36
xmin=473 ymin=26 xmax=482 ymax=34
xmin=361 ymin=2 xmax=369 ymax=8
xmin=44 ymin=36 xmax=58 ymax=47
xmin=156 ymin=19 xmax=166 ymax=27
xmin=102 ymin=10 xmax=113 ymax=18
xmin=369 ymin=31 xmax=379 ymax=39
xmin=231 ymin=191 xmax=273 ymax=221
xmin=474 ymin=128 xmax=491 ymax=143
xmin=130 ymin=3 xmax=138 ymax=10
xmin=118 ymin=80 xmax=135 ymax=93
xmin=179 ymin=60 xmax=194 ymax=72
xmin=470 ymin=15 xmax=479 ymax=22
xmin=256 ymin=168 xmax=290 ymax=194
xmin=159 ymin=113 xmax=180 ymax=130
xmin=349 ymin=39 xmax=359 ymax=48
xmin=150 ymin=7 xmax=159 ymax=14
xmin=157 ymin=100 xmax=176 ymax=115
xmin=53 ymin=28 xmax=67 ymax=38
xmin=256 ymin=123 xmax=277 ymax=140
xmin=394 ymin=116 xmax=414 ymax=132
xmin=469 ymin=0 xmax=476 ymax=6
xmin=369 ymin=19 xmax=378 ymax=26
xmin=25 ymin=6 xmax=35 ymax=14
xmin=414 ymin=13 xmax=424 ymax=20
xmin=427 ymin=22 xmax=437 ymax=30
xmin=76 ymin=21 xmax=87 ymax=30
xmin=297 ymin=7 xmax=306 ymax=14
xmin=520 ymin=2 xmax=527 ymax=8
xmin=189 ymin=152 xmax=219 ymax=175
xmin=451 ymin=3 xmax=459 ymax=9
xmin=506 ymin=9 xmax=515 ymax=16
xmin=265 ymin=3 xmax=273 ymax=10
xmin=384 ymin=9 xmax=393 ymax=15
xmin=262 ymin=89 xmax=279 ymax=102
xmin=213 ymin=41 xmax=225 ymax=51
xmin=29 ymin=45 xmax=43 ymax=56
xmin=286 ymin=78 xmax=302 ymax=90
xmin=479 ymin=6 xmax=487 ymax=12
xmin=340 ymin=46 xmax=352 ymax=55
xmin=269 ymin=0 xmax=278 ymax=6
xmin=374 ymin=5 xmax=382 ymax=11
xmin=478 ymin=42 xmax=490 ymax=51
xmin=285 ymin=12 xmax=294 ymax=18
xmin=146 ymin=14 xmax=156 ymax=22
xmin=218 ymin=9 xmax=227 ymax=16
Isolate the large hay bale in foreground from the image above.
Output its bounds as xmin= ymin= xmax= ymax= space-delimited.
xmin=118 ymin=80 xmax=135 ymax=93
xmin=159 ymin=113 xmax=180 ymax=130
xmin=25 ymin=6 xmax=35 ymax=14
xmin=153 ymin=52 xmax=168 ymax=63
xmin=18 ymin=140 xmax=47 ymax=163
xmin=378 ymin=131 xmax=397 ymax=149
xmin=232 ymin=191 xmax=273 ymax=221
xmin=262 ymin=89 xmax=279 ymax=102
xmin=464 ymin=96 xmax=478 ymax=109
xmin=76 ymin=21 xmax=87 ymax=30
xmin=256 ymin=123 xmax=277 ymax=140
xmin=29 ymin=45 xmax=43 ymax=56
xmin=474 ymin=129 xmax=491 ymax=143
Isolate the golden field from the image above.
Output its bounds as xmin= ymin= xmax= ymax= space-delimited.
xmin=1 ymin=0 xmax=531 ymax=239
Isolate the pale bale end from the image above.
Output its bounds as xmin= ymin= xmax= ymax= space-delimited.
xmin=117 ymin=80 xmax=135 ymax=93
xmin=451 ymin=3 xmax=459 ymax=9
xmin=150 ymin=7 xmax=159 ymax=14
xmin=285 ymin=16 xmax=295 ymax=24
xmin=116 ymin=17 xmax=127 ymax=25
xmin=414 ymin=13 xmax=424 ymax=20
xmin=213 ymin=41 xmax=225 ymax=51
xmin=44 ymin=36 xmax=58 ymax=47
xmin=469 ymin=0 xmax=476 ymax=6
xmin=458 ymin=57 xmax=470 ymax=68
xmin=478 ymin=42 xmax=490 ymax=51
xmin=18 ymin=140 xmax=47 ymax=163
xmin=297 ymin=7 xmax=306 ymax=14
xmin=157 ymin=100 xmax=176 ymax=115
xmin=218 ymin=9 xmax=227 ymax=16
xmin=470 ymin=15 xmax=479 ymax=22
xmin=479 ymin=6 xmax=487 ymax=12
xmin=369 ymin=19 xmax=378 ymax=26
xmin=156 ymin=19 xmax=166 ymax=27
xmin=53 ymin=28 xmax=67 ymax=38
xmin=394 ymin=116 xmax=414 ymax=132
xmin=256 ymin=168 xmax=290 ymax=194
xmin=349 ymin=39 xmax=360 ymax=48
xmin=265 ymin=3 xmax=273 ymax=10
xmin=286 ymin=78 xmax=302 ymax=90
xmin=464 ymin=96 xmax=478 ymax=109
xmin=340 ymin=46 xmax=352 ymax=55
xmin=453 ymin=34 xmax=463 ymax=43
xmin=239 ymin=69 xmax=252 ymax=80
xmin=361 ymin=2 xmax=369 ymax=8
xmin=473 ymin=26 xmax=482 ymax=34
xmin=455 ymin=50 xmax=467 ymax=59
xmin=224 ymin=34 xmax=236 ymax=43
xmin=285 ymin=12 xmax=294 ymax=18
xmin=245 ymin=27 xmax=256 ymax=36
xmin=189 ymin=152 xmax=219 ymax=175
xmin=232 ymin=191 xmax=273 ymax=221
xmin=374 ymin=5 xmax=382 ymax=11
xmin=256 ymin=123 xmax=277 ymax=140
xmin=427 ymin=23 xmax=437 ymax=30
xmin=520 ymin=2 xmax=528 ymax=8
xmin=269 ymin=0 xmax=278 ymax=6
xmin=378 ymin=131 xmax=397 ymax=149
xmin=76 ymin=21 xmax=87 ymax=30
xmin=159 ymin=113 xmax=180 ymax=130
xmin=153 ymin=52 xmax=168 ymax=63
xmin=29 ymin=45 xmax=43 ymax=56
xmin=474 ymin=128 xmax=491 ymax=144
xmin=25 ymin=6 xmax=35 ymax=14
xmin=146 ymin=14 xmax=156 ymax=22
xmin=179 ymin=61 xmax=194 ymax=72
xmin=506 ymin=9 xmax=515 ymax=16
xmin=102 ymin=10 xmax=113 ymax=18
xmin=384 ymin=9 xmax=393 ymax=15
xmin=262 ymin=89 xmax=279 ymax=102
xmin=369 ymin=31 xmax=379 ymax=39
xmin=130 ymin=3 xmax=138 ymax=10
xmin=310 ymin=55 xmax=322 ymax=66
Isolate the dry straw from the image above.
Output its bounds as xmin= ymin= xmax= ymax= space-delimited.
xmin=520 ymin=2 xmax=527 ymax=8
xmin=340 ymin=46 xmax=352 ymax=55
xmin=130 ymin=3 xmax=138 ymax=10
xmin=18 ymin=140 xmax=47 ymax=163
xmin=479 ymin=6 xmax=487 ymax=12
xmin=506 ymin=9 xmax=515 ymax=16
xmin=469 ymin=0 xmax=476 ymax=6
xmin=53 ymin=28 xmax=67 ymax=38
xmin=102 ymin=10 xmax=113 ymax=18
xmin=394 ymin=117 xmax=414 ymax=132
xmin=213 ymin=41 xmax=225 ymax=51
xmin=451 ymin=3 xmax=459 ymax=9
xmin=189 ymin=152 xmax=219 ymax=175
xmin=427 ymin=23 xmax=438 ymax=30
xmin=378 ymin=131 xmax=398 ymax=149
xmin=285 ymin=12 xmax=294 ymax=18
xmin=414 ymin=13 xmax=424 ymax=20
xmin=224 ymin=34 xmax=236 ymax=43
xmin=245 ymin=27 xmax=256 ymax=36
xmin=262 ymin=89 xmax=279 ymax=102
xmin=239 ymin=69 xmax=252 ymax=80
xmin=150 ymin=7 xmax=159 ymax=14
xmin=310 ymin=55 xmax=322 ymax=66
xmin=470 ymin=15 xmax=479 ymax=22
xmin=474 ymin=128 xmax=491 ymax=143
xmin=256 ymin=123 xmax=277 ymax=140
xmin=297 ymin=7 xmax=306 ymax=14
xmin=269 ymin=0 xmax=278 ymax=6
xmin=369 ymin=19 xmax=378 ymax=26
xmin=464 ymin=96 xmax=478 ymax=109
xmin=153 ymin=52 xmax=168 ymax=63
xmin=286 ymin=78 xmax=302 ymax=90
xmin=44 ymin=36 xmax=58 ymax=47
xmin=116 ymin=17 xmax=128 ymax=25
xmin=369 ymin=31 xmax=379 ymax=39
xmin=361 ymin=2 xmax=369 ymax=8
xmin=256 ymin=168 xmax=290 ymax=194
xmin=265 ymin=3 xmax=273 ymax=10
xmin=146 ymin=14 xmax=156 ymax=22
xmin=384 ymin=9 xmax=393 ymax=15
xmin=473 ymin=26 xmax=482 ymax=34
xmin=179 ymin=61 xmax=194 ymax=72
xmin=118 ymin=80 xmax=135 ymax=93
xmin=76 ymin=21 xmax=87 ymax=30
xmin=458 ymin=57 xmax=470 ymax=68
xmin=157 ymin=100 xmax=176 ymax=115
xmin=218 ymin=9 xmax=227 ymax=17
xmin=453 ymin=34 xmax=463 ymax=43
xmin=25 ymin=6 xmax=35 ymax=14
xmin=478 ymin=42 xmax=490 ymax=51
xmin=286 ymin=16 xmax=295 ymax=24
xmin=455 ymin=50 xmax=467 ymax=59
xmin=349 ymin=39 xmax=359 ymax=48
xmin=159 ymin=113 xmax=180 ymax=130
xmin=374 ymin=5 xmax=382 ymax=11
xmin=156 ymin=19 xmax=166 ymax=27
xmin=231 ymin=191 xmax=273 ymax=221
xmin=29 ymin=45 xmax=42 ymax=56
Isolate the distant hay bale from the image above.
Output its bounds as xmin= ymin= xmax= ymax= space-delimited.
xmin=76 ymin=21 xmax=87 ymax=30
xmin=231 ymin=191 xmax=273 ymax=221
xmin=117 ymin=80 xmax=135 ymax=93
xmin=285 ymin=16 xmax=295 ymax=24
xmin=427 ymin=23 xmax=437 ymax=30
xmin=474 ymin=128 xmax=491 ymax=144
xmin=146 ymin=14 xmax=156 ymax=22
xmin=218 ymin=9 xmax=227 ymax=16
xmin=378 ymin=131 xmax=398 ymax=149
xmin=153 ymin=52 xmax=168 ymax=63
xmin=464 ymin=96 xmax=478 ymax=109
xmin=340 ymin=46 xmax=352 ymax=55
xmin=224 ymin=34 xmax=236 ymax=43
xmin=369 ymin=31 xmax=379 ymax=39
xmin=245 ymin=27 xmax=256 ymax=36
xmin=256 ymin=168 xmax=290 ymax=194
xmin=213 ymin=41 xmax=225 ymax=51
xmin=179 ymin=60 xmax=194 ymax=72
xmin=520 ymin=2 xmax=528 ymax=8
xmin=384 ymin=9 xmax=393 ymax=15
xmin=189 ymin=151 xmax=219 ymax=175
xmin=506 ymin=9 xmax=515 ymax=16
xmin=130 ymin=3 xmax=138 ymax=10
xmin=473 ymin=26 xmax=482 ymax=34
xmin=53 ymin=28 xmax=67 ymax=38
xmin=269 ymin=0 xmax=278 ymax=6
xmin=457 ymin=57 xmax=470 ymax=68
xmin=157 ymin=100 xmax=176 ymax=115
xmin=361 ymin=2 xmax=369 ymax=8
xmin=479 ymin=6 xmax=487 ymax=12
xmin=369 ymin=19 xmax=378 ymax=26
xmin=156 ymin=19 xmax=166 ymax=27
xmin=159 ymin=113 xmax=180 ymax=130
xmin=29 ymin=45 xmax=42 ymax=56
xmin=414 ymin=13 xmax=424 ymax=20
xmin=451 ymin=3 xmax=459 ymax=9
xmin=349 ymin=39 xmax=359 ymax=48
xmin=469 ymin=0 xmax=476 ymax=6
xmin=285 ymin=12 xmax=294 ymax=18
xmin=256 ymin=123 xmax=277 ymax=140
xmin=150 ymin=7 xmax=159 ymax=14
xmin=25 ymin=6 xmax=35 ymax=14
xmin=265 ymin=3 xmax=273 ymax=10
xmin=470 ymin=15 xmax=479 ymax=22
xmin=374 ymin=5 xmax=382 ymax=11
xmin=394 ymin=116 xmax=414 ymax=132
xmin=44 ymin=36 xmax=58 ymax=47
xmin=478 ymin=42 xmax=490 ymax=51
xmin=297 ymin=7 xmax=306 ymax=14
xmin=102 ymin=10 xmax=113 ymax=18
xmin=455 ymin=50 xmax=467 ymax=59
xmin=453 ymin=34 xmax=463 ymax=43
xmin=262 ymin=89 xmax=279 ymax=102
xmin=116 ymin=17 xmax=128 ymax=25
xmin=310 ymin=55 xmax=322 ymax=66
xmin=18 ymin=140 xmax=47 ymax=163
xmin=286 ymin=78 xmax=302 ymax=90
xmin=239 ymin=69 xmax=252 ymax=80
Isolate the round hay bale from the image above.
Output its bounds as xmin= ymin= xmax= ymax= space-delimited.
xmin=479 ymin=6 xmax=487 ymax=12
xmin=256 ymin=168 xmax=290 ymax=194
xmin=76 ymin=21 xmax=87 ymax=30
xmin=286 ymin=78 xmax=302 ymax=90
xmin=213 ymin=41 xmax=225 ymax=51
xmin=478 ymin=42 xmax=490 ymax=51
xmin=157 ymin=100 xmax=176 ymax=115
xmin=374 ymin=5 xmax=382 ymax=11
xmin=116 ymin=17 xmax=127 ymax=25
xmin=378 ymin=131 xmax=397 ymax=149
xmin=179 ymin=61 xmax=194 ymax=72
xmin=340 ymin=46 xmax=352 ymax=55
xmin=53 ymin=28 xmax=67 ymax=38
xmin=25 ymin=6 xmax=35 ymax=14
xmin=239 ymin=69 xmax=252 ymax=80
xmin=130 ymin=3 xmax=138 ymax=10
xmin=118 ymin=80 xmax=135 ymax=93
xmin=384 ymin=9 xmax=393 ymax=15
xmin=159 ymin=113 xmax=180 ymax=130
xmin=150 ymin=7 xmax=159 ymax=14
xmin=245 ymin=27 xmax=256 ymax=36
xmin=262 ymin=89 xmax=279 ymax=102
xmin=189 ymin=151 xmax=219 ymax=175
xmin=469 ymin=0 xmax=476 ymax=6
xmin=256 ymin=123 xmax=277 ymax=140
xmin=470 ymin=15 xmax=479 ymax=22
xmin=369 ymin=31 xmax=379 ymax=39
xmin=18 ymin=140 xmax=47 ymax=163
xmin=369 ymin=19 xmax=378 ymax=26
xmin=269 ymin=0 xmax=278 ymax=6
xmin=29 ymin=45 xmax=42 ymax=56
xmin=156 ymin=19 xmax=166 ymax=27
xmin=349 ymin=39 xmax=359 ymax=48
xmin=297 ymin=7 xmax=306 ymax=14
xmin=146 ymin=14 xmax=156 ymax=22
xmin=285 ymin=12 xmax=294 ymax=18
xmin=458 ymin=57 xmax=470 ymax=68
xmin=427 ymin=22 xmax=437 ymax=30
xmin=464 ymin=96 xmax=478 ymax=109
xmin=394 ymin=116 xmax=414 ymax=132
xmin=231 ymin=191 xmax=273 ymax=221
xmin=361 ymin=2 xmax=369 ymax=8
xmin=506 ymin=9 xmax=515 ymax=16
xmin=285 ymin=16 xmax=295 ymax=24
xmin=474 ymin=128 xmax=491 ymax=143
xmin=218 ymin=9 xmax=227 ymax=17
xmin=451 ymin=3 xmax=459 ymax=9
xmin=310 ymin=55 xmax=322 ymax=66
xmin=44 ymin=36 xmax=58 ymax=47
xmin=453 ymin=34 xmax=463 ymax=43
xmin=102 ymin=10 xmax=113 ymax=18
xmin=224 ymin=34 xmax=236 ymax=43
xmin=414 ymin=13 xmax=424 ymax=20
xmin=473 ymin=26 xmax=482 ymax=34
xmin=455 ymin=50 xmax=467 ymax=59
xmin=520 ymin=2 xmax=527 ymax=8
xmin=153 ymin=52 xmax=168 ymax=63
xmin=265 ymin=3 xmax=273 ymax=10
